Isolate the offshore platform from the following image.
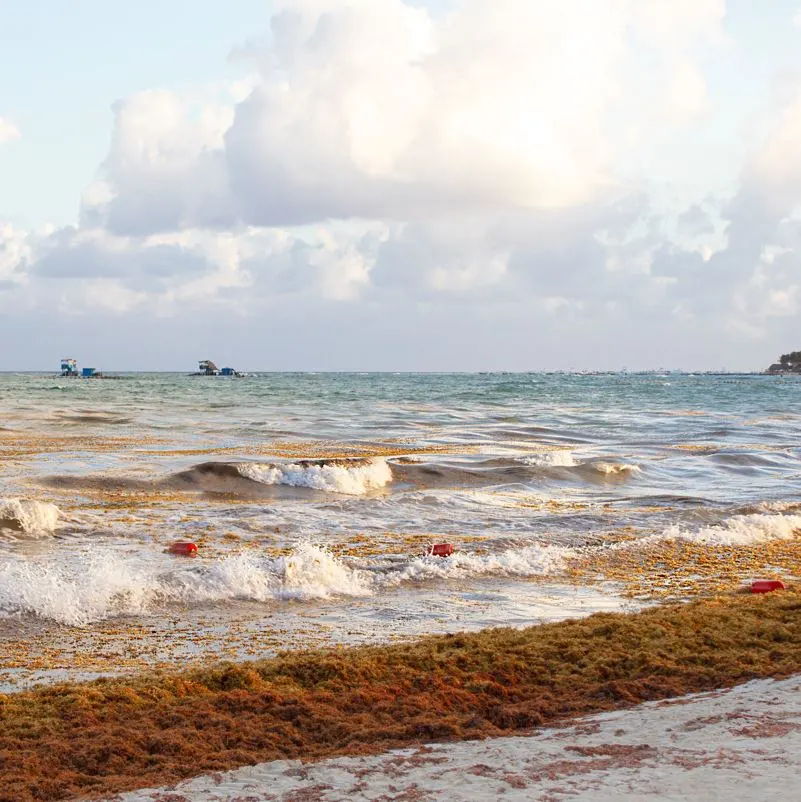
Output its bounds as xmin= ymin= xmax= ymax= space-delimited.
xmin=60 ymin=358 xmax=103 ymax=378
xmin=192 ymin=360 xmax=247 ymax=377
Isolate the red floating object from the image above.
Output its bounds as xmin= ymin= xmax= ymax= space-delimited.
xmin=429 ymin=543 xmax=455 ymax=558
xmin=168 ymin=542 xmax=198 ymax=557
xmin=750 ymin=579 xmax=785 ymax=594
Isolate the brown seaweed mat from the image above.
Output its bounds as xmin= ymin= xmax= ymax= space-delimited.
xmin=2 ymin=588 xmax=800 ymax=801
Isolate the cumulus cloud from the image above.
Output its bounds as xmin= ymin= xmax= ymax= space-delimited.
xmin=737 ymin=82 xmax=801 ymax=225
xmin=90 ymin=89 xmax=236 ymax=235
xmin=1 ymin=219 xmax=390 ymax=317
xmin=0 ymin=224 xmax=33 ymax=284
xmin=86 ymin=0 xmax=725 ymax=235
xmin=650 ymin=75 xmax=801 ymax=342
xmin=676 ymin=204 xmax=717 ymax=238
xmin=11 ymin=0 xmax=801 ymax=370
xmin=0 ymin=118 xmax=20 ymax=145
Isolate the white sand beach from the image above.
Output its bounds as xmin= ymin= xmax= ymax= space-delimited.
xmin=105 ymin=673 xmax=801 ymax=801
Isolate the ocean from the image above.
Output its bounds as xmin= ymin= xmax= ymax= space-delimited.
xmin=1 ymin=371 xmax=800 ymax=689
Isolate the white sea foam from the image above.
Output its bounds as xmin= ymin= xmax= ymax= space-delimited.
xmin=0 ymin=499 xmax=60 ymax=535
xmin=0 ymin=555 xmax=156 ymax=626
xmin=0 ymin=543 xmax=372 ymax=625
xmin=385 ymin=544 xmax=572 ymax=585
xmin=238 ymin=458 xmax=393 ymax=495
xmin=0 ymin=540 xmax=574 ymax=625
xmin=519 ymin=453 xmax=640 ymax=474
xmin=587 ymin=461 xmax=641 ymax=475
xmin=740 ymin=500 xmax=801 ymax=515
xmin=12 ymin=511 xmax=798 ymax=627
xmin=522 ymin=451 xmax=577 ymax=467
xmin=188 ymin=544 xmax=372 ymax=602
xmin=653 ymin=513 xmax=801 ymax=547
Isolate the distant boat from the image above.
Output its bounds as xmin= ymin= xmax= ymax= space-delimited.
xmin=191 ymin=359 xmax=248 ymax=377
xmin=59 ymin=358 xmax=106 ymax=378
xmin=61 ymin=358 xmax=78 ymax=377
xmin=194 ymin=359 xmax=220 ymax=376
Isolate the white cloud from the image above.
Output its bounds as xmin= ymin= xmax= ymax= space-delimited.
xmin=11 ymin=0 xmax=726 ymax=340
xmin=13 ymin=0 xmax=801 ymax=371
xmin=2 ymin=219 xmax=392 ymax=317
xmin=94 ymin=89 xmax=236 ymax=234
xmin=742 ymin=82 xmax=801 ymax=219
xmin=794 ymin=9 xmax=801 ymax=28
xmin=0 ymin=118 xmax=20 ymax=145
xmin=649 ymin=74 xmax=801 ymax=343
xmin=73 ymin=280 xmax=148 ymax=315
xmin=0 ymin=224 xmax=32 ymax=283
xmin=85 ymin=0 xmax=725 ymax=235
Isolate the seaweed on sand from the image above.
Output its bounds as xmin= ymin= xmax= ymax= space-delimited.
xmin=1 ymin=588 xmax=800 ymax=801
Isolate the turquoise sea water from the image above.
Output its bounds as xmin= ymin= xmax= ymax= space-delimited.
xmin=1 ymin=372 xmax=800 ymax=685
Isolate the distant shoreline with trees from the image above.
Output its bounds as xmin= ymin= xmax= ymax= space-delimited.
xmin=766 ymin=352 xmax=801 ymax=374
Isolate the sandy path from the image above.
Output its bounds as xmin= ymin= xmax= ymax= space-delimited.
xmin=103 ymin=674 xmax=801 ymax=801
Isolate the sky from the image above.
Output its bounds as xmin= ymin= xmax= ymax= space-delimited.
xmin=2 ymin=0 xmax=801 ymax=371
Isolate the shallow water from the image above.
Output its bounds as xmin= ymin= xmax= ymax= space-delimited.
xmin=1 ymin=371 xmax=800 ymax=687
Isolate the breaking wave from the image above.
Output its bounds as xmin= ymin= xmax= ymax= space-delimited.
xmin=5 ymin=511 xmax=800 ymax=625
xmin=648 ymin=512 xmax=801 ymax=547
xmin=0 ymin=544 xmax=371 ymax=626
xmin=0 ymin=541 xmax=568 ymax=626
xmin=518 ymin=453 xmax=640 ymax=477
xmin=0 ymin=499 xmax=59 ymax=536
xmin=583 ymin=461 xmax=641 ymax=476
xmin=38 ymin=452 xmax=646 ymax=501
xmin=237 ymin=458 xmax=393 ymax=495
xmin=190 ymin=544 xmax=372 ymax=603
xmin=0 ymin=555 xmax=154 ymax=625
xmin=41 ymin=458 xmax=395 ymax=498
xmin=383 ymin=544 xmax=572 ymax=585
xmin=521 ymin=451 xmax=577 ymax=467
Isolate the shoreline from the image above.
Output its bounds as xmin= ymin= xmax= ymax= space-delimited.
xmin=2 ymin=588 xmax=801 ymax=801
xmin=107 ymin=673 xmax=801 ymax=801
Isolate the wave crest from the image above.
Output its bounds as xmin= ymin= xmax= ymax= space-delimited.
xmin=0 ymin=544 xmax=372 ymax=626
xmin=584 ymin=461 xmax=641 ymax=476
xmin=0 ymin=499 xmax=59 ymax=536
xmin=7 ymin=511 xmax=799 ymax=626
xmin=654 ymin=513 xmax=801 ymax=547
xmin=238 ymin=458 xmax=393 ymax=495
xmin=521 ymin=451 xmax=577 ymax=467
xmin=386 ymin=544 xmax=571 ymax=584
xmin=194 ymin=544 xmax=372 ymax=603
xmin=0 ymin=540 xmax=570 ymax=625
xmin=0 ymin=555 xmax=154 ymax=626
